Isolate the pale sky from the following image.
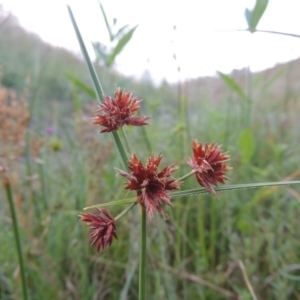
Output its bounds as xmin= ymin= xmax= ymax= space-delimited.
xmin=2 ymin=0 xmax=300 ymax=83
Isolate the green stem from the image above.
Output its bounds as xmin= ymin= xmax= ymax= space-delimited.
xmin=119 ymin=127 xmax=131 ymax=155
xmin=112 ymin=130 xmax=129 ymax=169
xmin=139 ymin=123 xmax=152 ymax=154
xmin=4 ymin=178 xmax=28 ymax=300
xmin=209 ymin=198 xmax=217 ymax=267
xmin=25 ymin=132 xmax=41 ymax=220
xmin=213 ymin=28 xmax=300 ymax=39
xmin=139 ymin=205 xmax=147 ymax=300
xmin=68 ymin=5 xmax=129 ymax=170
xmin=198 ymin=197 xmax=208 ymax=270
xmin=251 ymin=29 xmax=300 ymax=38
xmin=170 ymin=181 xmax=300 ymax=199
xmin=38 ymin=159 xmax=48 ymax=211
xmin=176 ymin=170 xmax=195 ymax=182
xmin=115 ymin=202 xmax=137 ymax=221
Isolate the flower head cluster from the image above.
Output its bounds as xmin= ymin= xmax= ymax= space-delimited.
xmin=93 ymin=88 xmax=150 ymax=133
xmin=79 ymin=208 xmax=117 ymax=252
xmin=117 ymin=154 xmax=182 ymax=218
xmin=188 ymin=140 xmax=230 ymax=197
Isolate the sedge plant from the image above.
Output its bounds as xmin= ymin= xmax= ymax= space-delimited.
xmin=67 ymin=5 xmax=300 ymax=300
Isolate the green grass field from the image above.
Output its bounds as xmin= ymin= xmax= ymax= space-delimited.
xmin=1 ymin=3 xmax=300 ymax=299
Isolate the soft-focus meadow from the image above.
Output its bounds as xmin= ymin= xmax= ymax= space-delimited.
xmin=1 ymin=4 xmax=300 ymax=300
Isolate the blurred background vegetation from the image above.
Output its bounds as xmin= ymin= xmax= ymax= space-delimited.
xmin=1 ymin=4 xmax=300 ymax=300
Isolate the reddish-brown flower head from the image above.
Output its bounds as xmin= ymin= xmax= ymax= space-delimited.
xmin=187 ymin=140 xmax=230 ymax=197
xmin=79 ymin=208 xmax=117 ymax=252
xmin=117 ymin=154 xmax=182 ymax=218
xmin=93 ymin=88 xmax=150 ymax=133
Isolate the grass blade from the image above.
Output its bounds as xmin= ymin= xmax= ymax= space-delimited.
xmin=67 ymin=5 xmax=128 ymax=169
xmin=106 ymin=25 xmax=138 ymax=67
xmin=170 ymin=181 xmax=300 ymax=199
xmin=218 ymin=71 xmax=247 ymax=101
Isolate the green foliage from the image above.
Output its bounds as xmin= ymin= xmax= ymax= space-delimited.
xmin=93 ymin=1 xmax=138 ymax=67
xmin=1 ymin=5 xmax=300 ymax=300
xmin=106 ymin=25 xmax=138 ymax=67
xmin=218 ymin=71 xmax=247 ymax=101
xmin=1 ymin=71 xmax=24 ymax=90
xmin=67 ymin=74 xmax=96 ymax=98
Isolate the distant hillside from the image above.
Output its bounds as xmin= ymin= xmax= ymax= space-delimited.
xmin=185 ymin=57 xmax=300 ymax=106
xmin=0 ymin=9 xmax=167 ymax=104
xmin=1 ymin=7 xmax=300 ymax=109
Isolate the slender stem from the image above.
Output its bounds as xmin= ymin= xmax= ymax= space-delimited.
xmin=198 ymin=197 xmax=208 ymax=269
xmin=112 ymin=130 xmax=129 ymax=169
xmin=252 ymin=29 xmax=300 ymax=38
xmin=176 ymin=170 xmax=196 ymax=182
xmin=38 ymin=158 xmax=48 ymax=210
xmin=115 ymin=202 xmax=137 ymax=221
xmin=238 ymin=260 xmax=258 ymax=300
xmin=68 ymin=5 xmax=129 ymax=170
xmin=209 ymin=198 xmax=217 ymax=267
xmin=170 ymin=181 xmax=300 ymax=199
xmin=83 ymin=197 xmax=136 ymax=210
xmin=67 ymin=6 xmax=105 ymax=102
xmin=4 ymin=177 xmax=28 ymax=300
xmin=119 ymin=127 xmax=131 ymax=155
xmin=212 ymin=28 xmax=300 ymax=39
xmin=139 ymin=205 xmax=147 ymax=300
xmin=139 ymin=123 xmax=152 ymax=154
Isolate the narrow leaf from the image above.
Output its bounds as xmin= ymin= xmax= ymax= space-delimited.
xmin=67 ymin=74 xmax=96 ymax=98
xmin=106 ymin=25 xmax=138 ymax=67
xmin=67 ymin=5 xmax=129 ymax=169
xmin=170 ymin=181 xmax=300 ymax=199
xmin=84 ymin=181 xmax=300 ymax=210
xmin=218 ymin=71 xmax=247 ymax=101
xmin=99 ymin=1 xmax=113 ymax=41
xmin=67 ymin=5 xmax=105 ymax=103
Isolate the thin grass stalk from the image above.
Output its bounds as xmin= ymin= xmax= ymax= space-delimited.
xmin=178 ymin=95 xmax=185 ymax=165
xmin=135 ymin=108 xmax=152 ymax=154
xmin=24 ymin=50 xmax=48 ymax=221
xmin=198 ymin=197 xmax=208 ymax=269
xmin=246 ymin=66 xmax=253 ymax=126
xmin=183 ymin=94 xmax=192 ymax=144
xmin=223 ymin=95 xmax=233 ymax=150
xmin=181 ymin=200 xmax=190 ymax=298
xmin=115 ymin=202 xmax=137 ymax=220
xmin=84 ymin=180 xmax=300 ymax=210
xmin=238 ymin=260 xmax=258 ymax=300
xmin=139 ymin=205 xmax=147 ymax=300
xmin=68 ymin=8 xmax=151 ymax=299
xmin=4 ymin=178 xmax=28 ymax=300
xmin=119 ymin=127 xmax=131 ymax=155
xmin=139 ymin=125 xmax=152 ymax=154
xmin=174 ymin=203 xmax=182 ymax=267
xmin=38 ymin=159 xmax=48 ymax=211
xmin=67 ymin=5 xmax=128 ymax=169
xmin=175 ymin=91 xmax=187 ymax=265
xmin=214 ymin=28 xmax=300 ymax=39
xmin=157 ymin=218 xmax=176 ymax=298
xmin=24 ymin=133 xmax=41 ymax=220
xmin=209 ymin=197 xmax=217 ymax=267
xmin=170 ymin=181 xmax=300 ymax=199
